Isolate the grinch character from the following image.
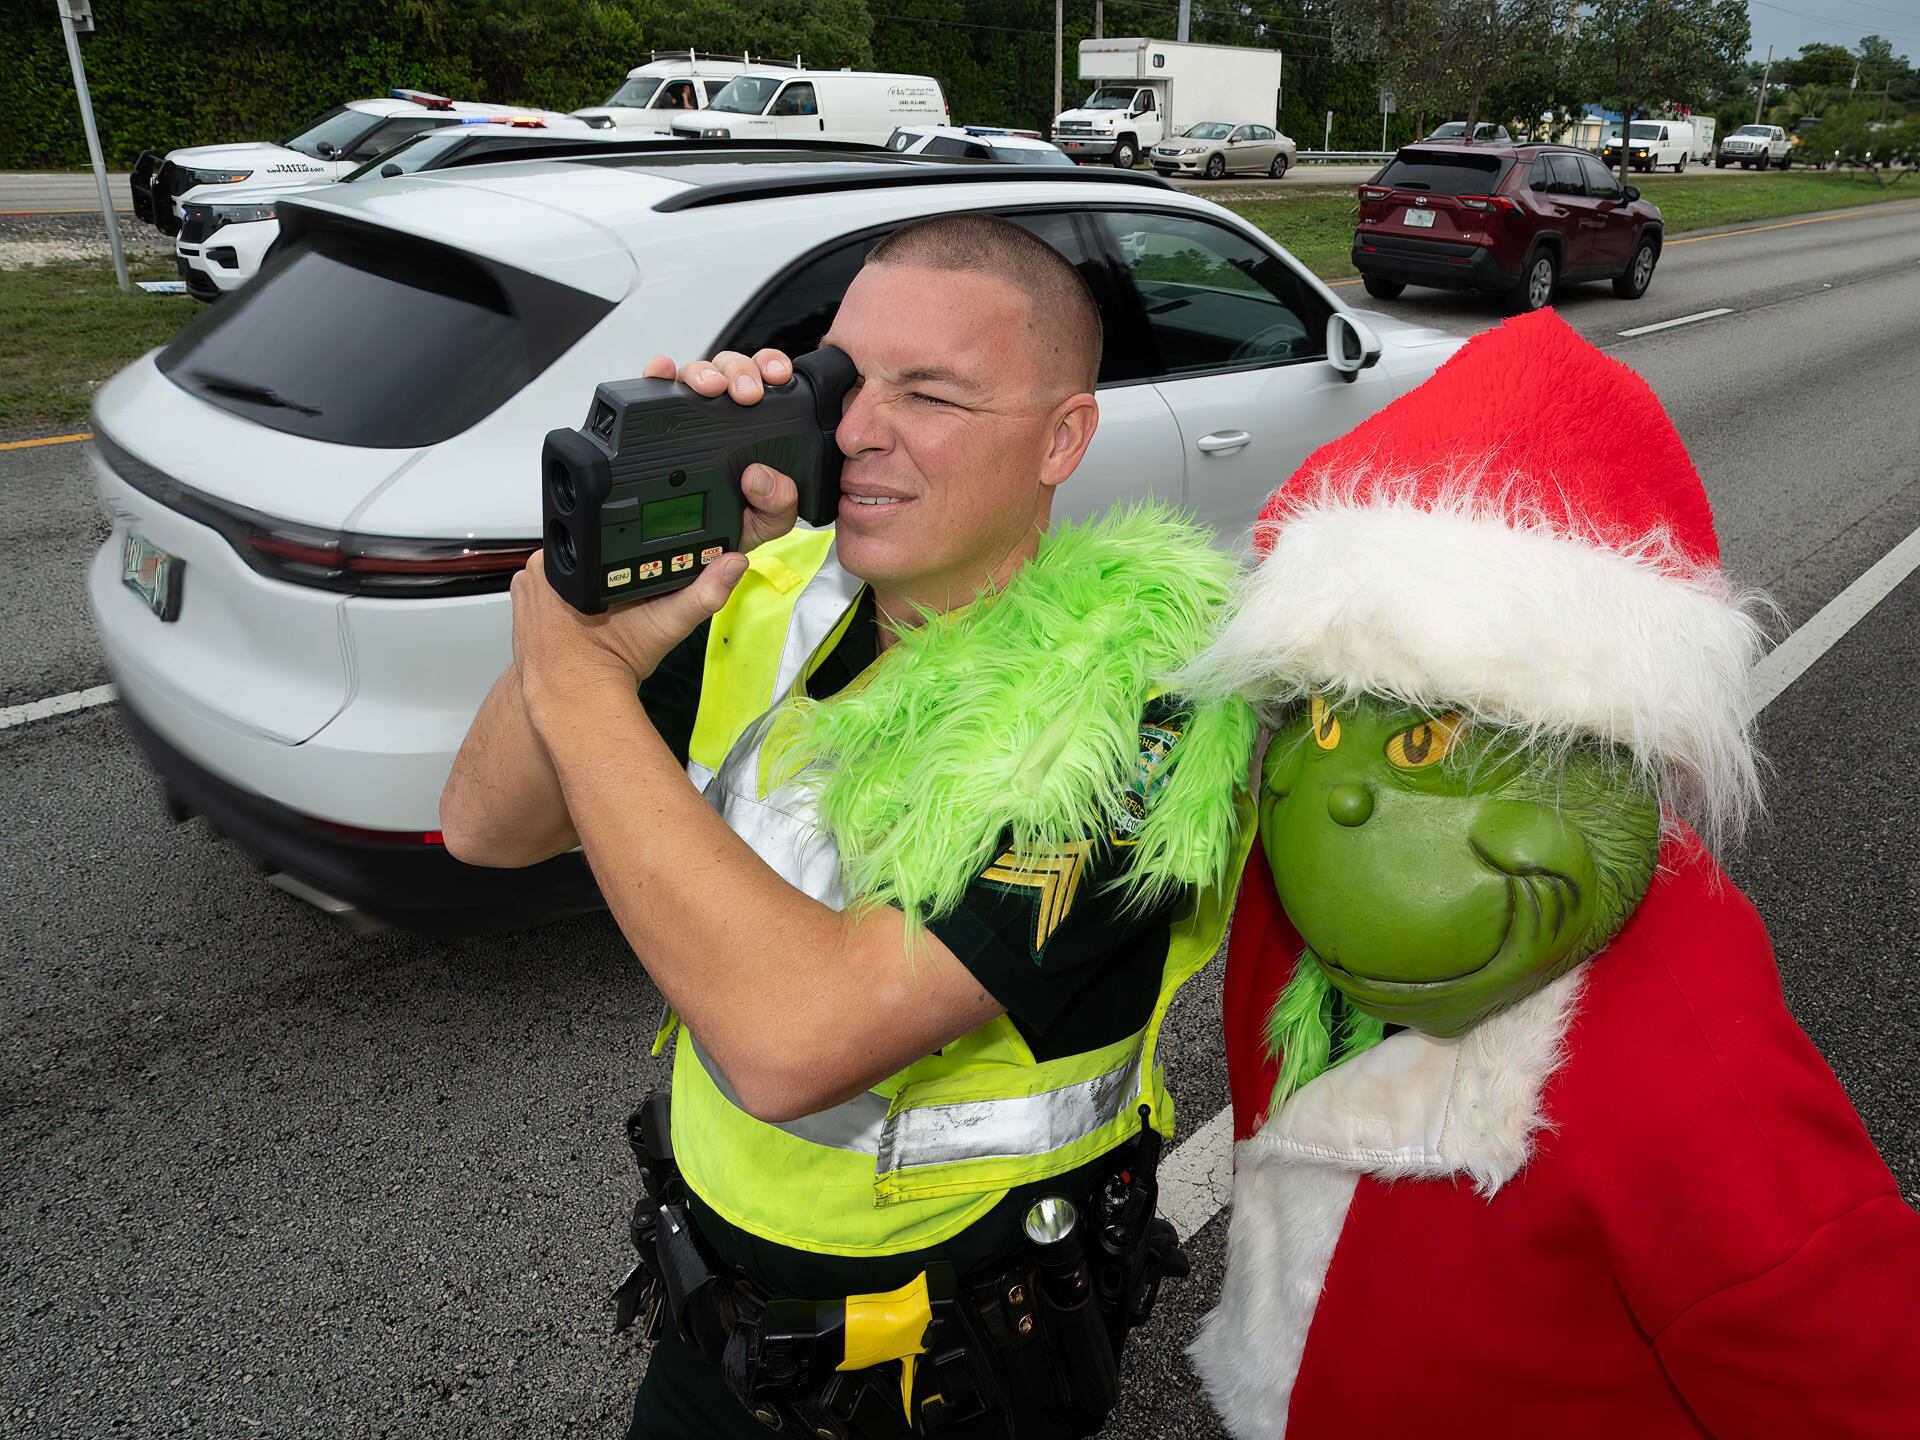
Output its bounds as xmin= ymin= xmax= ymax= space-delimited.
xmin=1184 ymin=312 xmax=1920 ymax=1437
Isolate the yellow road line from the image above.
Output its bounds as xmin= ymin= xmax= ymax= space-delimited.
xmin=0 ymin=431 xmax=92 ymax=451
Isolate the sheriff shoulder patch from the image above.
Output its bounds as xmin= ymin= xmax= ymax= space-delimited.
xmin=1111 ymin=713 xmax=1185 ymax=847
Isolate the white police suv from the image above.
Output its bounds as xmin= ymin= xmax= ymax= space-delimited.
xmin=130 ymin=90 xmax=581 ymax=236
xmin=172 ymin=118 xmax=611 ymax=302
xmin=88 ymin=141 xmax=1462 ymax=933
xmin=885 ymin=125 xmax=1074 ymax=165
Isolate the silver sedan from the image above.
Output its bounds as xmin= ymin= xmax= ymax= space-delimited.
xmin=1150 ymin=122 xmax=1296 ymax=179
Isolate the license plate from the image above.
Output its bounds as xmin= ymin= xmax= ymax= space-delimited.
xmin=1405 ymin=208 xmax=1437 ymax=228
xmin=122 ymin=532 xmax=184 ymax=621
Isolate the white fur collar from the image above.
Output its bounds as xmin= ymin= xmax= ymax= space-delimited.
xmin=1189 ymin=966 xmax=1588 ymax=1439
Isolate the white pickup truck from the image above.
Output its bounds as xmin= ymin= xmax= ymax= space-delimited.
xmin=1717 ymin=124 xmax=1792 ymax=170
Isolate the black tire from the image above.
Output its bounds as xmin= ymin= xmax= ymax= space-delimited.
xmin=1777 ymin=153 xmax=1792 ymax=170
xmin=1362 ymin=275 xmax=1405 ymax=300
xmin=1715 ymin=155 xmax=1727 ymax=168
xmin=1269 ymin=153 xmax=1289 ymax=178
xmin=1613 ymin=236 xmax=1657 ymax=299
xmin=1505 ymin=245 xmax=1557 ymax=314
xmin=1675 ymin=154 xmax=1687 ymax=173
xmin=1205 ymin=152 xmax=1225 ymax=180
xmin=1112 ymin=137 xmax=1138 ymax=170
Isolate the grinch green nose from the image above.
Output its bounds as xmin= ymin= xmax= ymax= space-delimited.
xmin=1327 ymin=783 xmax=1374 ymax=827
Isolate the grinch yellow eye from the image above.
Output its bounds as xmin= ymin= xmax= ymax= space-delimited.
xmin=1310 ymin=696 xmax=1341 ymax=750
xmin=1386 ymin=714 xmax=1465 ymax=769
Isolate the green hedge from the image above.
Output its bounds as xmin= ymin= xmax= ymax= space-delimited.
xmin=0 ymin=0 xmax=874 ymax=168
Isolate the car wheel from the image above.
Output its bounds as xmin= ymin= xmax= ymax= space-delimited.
xmin=1362 ymin=275 xmax=1405 ymax=300
xmin=1112 ymin=139 xmax=1138 ymax=170
xmin=1613 ymin=236 xmax=1657 ymax=299
xmin=1205 ymin=152 xmax=1225 ymax=180
xmin=1778 ymin=153 xmax=1792 ymax=170
xmin=1715 ymin=155 xmax=1727 ymax=168
xmin=1676 ymin=155 xmax=1687 ymax=173
xmin=1269 ymin=153 xmax=1289 ymax=178
xmin=1506 ymin=247 xmax=1557 ymax=314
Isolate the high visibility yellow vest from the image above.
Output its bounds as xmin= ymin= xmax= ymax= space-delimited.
xmin=661 ymin=528 xmax=1252 ymax=1259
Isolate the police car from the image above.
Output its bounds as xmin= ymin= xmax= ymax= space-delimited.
xmin=130 ymin=90 xmax=582 ymax=236
xmin=172 ymin=118 xmax=612 ymax=301
xmin=87 ymin=140 xmax=1462 ymax=933
xmin=885 ymin=125 xmax=1074 ymax=166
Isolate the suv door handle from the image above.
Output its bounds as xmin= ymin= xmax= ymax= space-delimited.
xmin=1197 ymin=430 xmax=1251 ymax=455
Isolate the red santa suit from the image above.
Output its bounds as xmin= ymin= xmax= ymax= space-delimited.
xmin=1196 ymin=837 xmax=1920 ymax=1438
xmin=1181 ymin=312 xmax=1920 ymax=1437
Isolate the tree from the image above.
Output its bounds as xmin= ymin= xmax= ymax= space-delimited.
xmin=1575 ymin=0 xmax=1749 ymax=191
xmin=1805 ymin=100 xmax=1918 ymax=186
xmin=1777 ymin=41 xmax=1857 ymax=90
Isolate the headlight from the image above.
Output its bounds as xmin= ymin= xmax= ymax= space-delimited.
xmin=702 ymin=126 xmax=731 ymax=138
xmin=212 ymin=202 xmax=277 ymax=226
xmin=180 ymin=167 xmax=252 ymax=186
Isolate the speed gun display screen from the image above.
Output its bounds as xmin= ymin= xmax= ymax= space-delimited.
xmin=642 ymin=493 xmax=705 ymax=542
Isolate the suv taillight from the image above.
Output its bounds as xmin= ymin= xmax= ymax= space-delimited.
xmin=1459 ymin=194 xmax=1519 ymax=212
xmin=1359 ymin=185 xmax=1391 ymax=200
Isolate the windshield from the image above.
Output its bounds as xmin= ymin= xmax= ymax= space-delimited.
xmin=709 ymin=76 xmax=782 ymax=115
xmin=605 ymin=76 xmax=662 ymax=108
xmin=281 ymin=105 xmax=378 ymax=159
xmin=1430 ymin=123 xmax=1464 ymax=136
xmin=343 ymin=130 xmax=452 ymax=181
xmin=1083 ymin=87 xmax=1136 ymax=111
xmin=1735 ymin=125 xmax=1771 ymax=136
xmin=1629 ymin=123 xmax=1665 ymax=139
xmin=1183 ymin=123 xmax=1232 ymax=140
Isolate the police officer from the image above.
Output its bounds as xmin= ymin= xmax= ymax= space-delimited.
xmin=441 ymin=214 xmax=1254 ymax=1437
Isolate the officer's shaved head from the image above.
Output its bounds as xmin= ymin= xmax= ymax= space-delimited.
xmin=865 ymin=214 xmax=1104 ymax=394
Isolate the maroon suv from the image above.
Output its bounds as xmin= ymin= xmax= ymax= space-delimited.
xmin=1352 ymin=141 xmax=1663 ymax=314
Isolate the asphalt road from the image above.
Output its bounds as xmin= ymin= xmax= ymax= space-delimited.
xmin=4 ymin=197 xmax=1918 ymax=1437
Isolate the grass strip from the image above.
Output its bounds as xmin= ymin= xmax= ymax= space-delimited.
xmin=0 ymin=256 xmax=191 ymax=429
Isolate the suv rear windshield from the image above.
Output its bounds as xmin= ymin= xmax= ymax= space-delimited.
xmin=157 ymin=222 xmax=613 ymax=448
xmin=1378 ymin=150 xmax=1509 ymax=194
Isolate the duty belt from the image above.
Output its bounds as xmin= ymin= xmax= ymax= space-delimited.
xmin=612 ymin=1092 xmax=1187 ymax=1438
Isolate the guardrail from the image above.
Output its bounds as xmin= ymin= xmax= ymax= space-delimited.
xmin=1296 ymin=150 xmax=1393 ymax=165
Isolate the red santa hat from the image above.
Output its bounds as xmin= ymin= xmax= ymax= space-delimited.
xmin=1187 ymin=310 xmax=1769 ymax=845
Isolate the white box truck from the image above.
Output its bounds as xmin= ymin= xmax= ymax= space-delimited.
xmin=1051 ymin=37 xmax=1283 ymax=170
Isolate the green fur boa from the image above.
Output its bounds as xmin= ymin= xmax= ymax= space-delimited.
xmin=786 ymin=503 xmax=1257 ymax=932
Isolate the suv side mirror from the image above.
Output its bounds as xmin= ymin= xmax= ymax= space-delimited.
xmin=380 ymin=162 xmax=403 ymax=178
xmin=1623 ymin=185 xmax=1641 ymax=201
xmin=1327 ymin=312 xmax=1382 ymax=381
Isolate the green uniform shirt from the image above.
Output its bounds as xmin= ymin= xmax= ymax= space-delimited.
xmin=640 ymin=592 xmax=1185 ymax=1299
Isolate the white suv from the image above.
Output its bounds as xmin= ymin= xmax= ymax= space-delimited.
xmin=173 ymin=120 xmax=613 ymax=302
xmin=88 ymin=145 xmax=1462 ymax=933
xmin=130 ymin=90 xmax=582 ymax=236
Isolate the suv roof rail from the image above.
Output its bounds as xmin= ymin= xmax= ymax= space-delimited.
xmin=435 ymin=136 xmax=894 ymax=171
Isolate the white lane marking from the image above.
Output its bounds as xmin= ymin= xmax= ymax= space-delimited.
xmin=1157 ymin=1104 xmax=1235 ymax=1242
xmin=0 ymin=683 xmax=117 ymax=731
xmin=1750 ymin=522 xmax=1920 ymax=713
xmin=1618 ymin=307 xmax=1733 ymax=338
xmin=1162 ymin=516 xmax=1920 ymax=1238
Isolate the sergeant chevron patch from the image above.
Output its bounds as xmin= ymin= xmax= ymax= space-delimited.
xmin=982 ymin=839 xmax=1095 ymax=956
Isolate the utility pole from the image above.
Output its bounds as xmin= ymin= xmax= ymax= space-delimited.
xmin=1054 ymin=0 xmax=1063 ymax=126
xmin=1753 ymin=44 xmax=1772 ymax=126
xmin=1178 ymin=0 xmax=1191 ymax=44
xmin=54 ymin=0 xmax=127 ymax=293
xmin=1095 ymin=0 xmax=1104 ymax=41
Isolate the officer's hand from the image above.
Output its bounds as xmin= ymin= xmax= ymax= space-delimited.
xmin=511 ymin=547 xmax=749 ymax=721
xmin=641 ymin=348 xmax=801 ymax=551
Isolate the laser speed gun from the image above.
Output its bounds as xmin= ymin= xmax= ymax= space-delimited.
xmin=541 ymin=346 xmax=856 ymax=614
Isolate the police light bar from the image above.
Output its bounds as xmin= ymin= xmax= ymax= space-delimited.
xmin=504 ymin=115 xmax=547 ymax=128
xmin=391 ymin=88 xmax=456 ymax=110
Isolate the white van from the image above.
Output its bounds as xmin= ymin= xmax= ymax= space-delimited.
xmin=670 ymin=69 xmax=947 ymax=146
xmin=571 ymin=52 xmax=774 ymax=133
xmin=1602 ymin=119 xmax=1694 ymax=172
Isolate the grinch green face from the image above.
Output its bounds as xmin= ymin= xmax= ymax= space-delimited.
xmin=1260 ymin=695 xmax=1661 ymax=1038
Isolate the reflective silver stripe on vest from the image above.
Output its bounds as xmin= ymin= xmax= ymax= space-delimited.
xmin=688 ymin=1031 xmax=890 ymax=1152
xmin=876 ymin=1051 xmax=1145 ymax=1175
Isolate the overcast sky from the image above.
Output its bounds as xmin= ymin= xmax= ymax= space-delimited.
xmin=1747 ymin=0 xmax=1920 ymax=63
